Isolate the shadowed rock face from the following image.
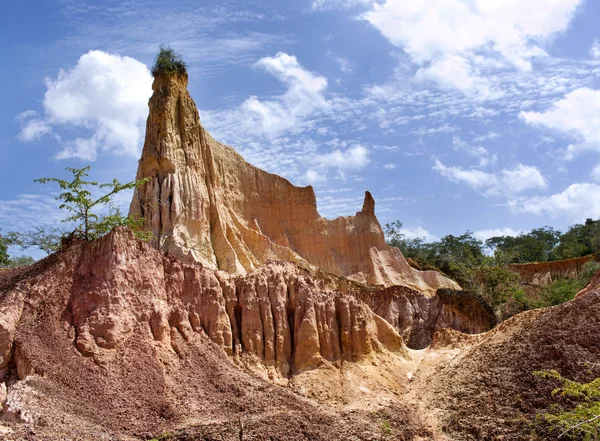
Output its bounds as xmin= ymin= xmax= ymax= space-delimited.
xmin=129 ymin=73 xmax=458 ymax=294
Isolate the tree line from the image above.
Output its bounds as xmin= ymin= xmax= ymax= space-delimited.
xmin=385 ymin=220 xmax=600 ymax=320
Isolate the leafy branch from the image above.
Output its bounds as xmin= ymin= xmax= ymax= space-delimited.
xmin=34 ymin=166 xmax=151 ymax=242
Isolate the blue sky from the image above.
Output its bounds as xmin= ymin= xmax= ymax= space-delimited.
xmin=2 ymin=0 xmax=600 ymax=258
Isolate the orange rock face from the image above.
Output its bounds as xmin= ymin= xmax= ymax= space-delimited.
xmin=129 ymin=73 xmax=458 ymax=294
xmin=508 ymin=254 xmax=599 ymax=286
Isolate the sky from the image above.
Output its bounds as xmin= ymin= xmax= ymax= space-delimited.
xmin=1 ymin=0 xmax=600 ymax=258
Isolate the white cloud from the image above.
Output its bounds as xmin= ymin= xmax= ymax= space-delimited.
xmin=304 ymin=145 xmax=371 ymax=184
xmin=452 ymin=136 xmax=496 ymax=167
xmin=433 ymin=160 xmax=546 ymax=197
xmin=383 ymin=163 xmax=397 ymax=170
xmin=335 ymin=57 xmax=353 ymax=73
xmin=592 ymin=164 xmax=600 ymax=182
xmin=508 ymin=183 xmax=600 ymax=221
xmin=17 ymin=112 xmax=52 ymax=141
xmin=362 ymin=0 xmax=582 ymax=94
xmin=520 ymin=87 xmax=600 ymax=159
xmin=415 ymin=55 xmax=492 ymax=98
xmin=473 ymin=228 xmax=521 ymax=242
xmin=17 ymin=50 xmax=153 ymax=161
xmin=313 ymin=145 xmax=370 ymax=169
xmin=311 ymin=0 xmax=370 ymax=12
xmin=402 ymin=226 xmax=438 ymax=242
xmin=590 ymin=39 xmax=600 ymax=59
xmin=304 ymin=169 xmax=327 ymax=185
xmin=204 ymin=52 xmax=331 ymax=140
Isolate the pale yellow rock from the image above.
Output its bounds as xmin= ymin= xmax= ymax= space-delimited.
xmin=130 ymin=73 xmax=459 ymax=294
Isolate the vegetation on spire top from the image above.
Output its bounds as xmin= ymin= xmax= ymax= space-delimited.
xmin=151 ymin=44 xmax=187 ymax=77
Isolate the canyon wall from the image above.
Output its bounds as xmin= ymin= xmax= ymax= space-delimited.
xmin=509 ymin=253 xmax=599 ymax=286
xmin=129 ymin=73 xmax=458 ymax=294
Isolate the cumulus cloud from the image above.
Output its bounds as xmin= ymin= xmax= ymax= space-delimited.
xmin=414 ymin=55 xmax=492 ymax=98
xmin=304 ymin=145 xmax=371 ymax=184
xmin=313 ymin=145 xmax=370 ymax=169
xmin=508 ymin=183 xmax=600 ymax=221
xmin=591 ymin=164 xmax=600 ymax=182
xmin=520 ymin=87 xmax=600 ymax=159
xmin=16 ymin=111 xmax=52 ymax=141
xmin=17 ymin=50 xmax=153 ymax=161
xmin=433 ymin=160 xmax=547 ymax=197
xmin=402 ymin=226 xmax=438 ymax=242
xmin=473 ymin=228 xmax=522 ymax=242
xmin=362 ymin=0 xmax=582 ymax=95
xmin=383 ymin=163 xmax=397 ymax=170
xmin=204 ymin=52 xmax=331 ymax=140
xmin=590 ymin=39 xmax=600 ymax=59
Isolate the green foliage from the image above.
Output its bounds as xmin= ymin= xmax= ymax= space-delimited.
xmin=533 ymin=261 xmax=600 ymax=309
xmin=384 ymin=220 xmax=600 ymax=319
xmin=380 ymin=419 xmax=392 ymax=440
xmin=553 ymin=219 xmax=600 ymax=260
xmin=486 ymin=219 xmax=600 ymax=263
xmin=0 ymin=231 xmax=8 ymax=266
xmin=486 ymin=227 xmax=561 ymax=263
xmin=35 ymin=166 xmax=151 ymax=242
xmin=536 ymin=369 xmax=600 ymax=440
xmin=7 ymin=226 xmax=63 ymax=255
xmin=1 ymin=255 xmax=35 ymax=268
xmin=152 ymin=45 xmax=187 ymax=77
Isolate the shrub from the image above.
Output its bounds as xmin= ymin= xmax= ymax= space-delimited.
xmin=533 ymin=261 xmax=600 ymax=308
xmin=536 ymin=369 xmax=600 ymax=440
xmin=151 ymin=45 xmax=187 ymax=77
xmin=35 ymin=166 xmax=151 ymax=242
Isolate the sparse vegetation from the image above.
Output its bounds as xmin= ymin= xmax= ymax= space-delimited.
xmin=33 ymin=166 xmax=151 ymax=242
xmin=536 ymin=368 xmax=600 ymax=440
xmin=6 ymin=226 xmax=63 ymax=255
xmin=380 ymin=419 xmax=392 ymax=440
xmin=151 ymin=44 xmax=187 ymax=77
xmin=0 ymin=231 xmax=9 ymax=266
xmin=385 ymin=220 xmax=600 ymax=320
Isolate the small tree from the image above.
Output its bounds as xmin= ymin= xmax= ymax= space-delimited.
xmin=35 ymin=166 xmax=151 ymax=241
xmin=151 ymin=45 xmax=187 ymax=77
xmin=536 ymin=369 xmax=600 ymax=440
xmin=7 ymin=226 xmax=63 ymax=255
xmin=0 ymin=231 xmax=9 ymax=266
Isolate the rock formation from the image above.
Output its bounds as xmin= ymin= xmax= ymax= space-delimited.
xmin=0 ymin=228 xmax=485 ymax=439
xmin=129 ymin=73 xmax=458 ymax=294
xmin=509 ymin=253 xmax=599 ymax=286
xmin=0 ymin=229 xmax=597 ymax=440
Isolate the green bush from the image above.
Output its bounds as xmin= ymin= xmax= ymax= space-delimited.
xmin=151 ymin=45 xmax=187 ymax=77
xmin=536 ymin=369 xmax=600 ymax=440
xmin=533 ymin=261 xmax=600 ymax=309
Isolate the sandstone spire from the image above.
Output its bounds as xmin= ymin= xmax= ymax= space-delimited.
xmin=129 ymin=72 xmax=459 ymax=293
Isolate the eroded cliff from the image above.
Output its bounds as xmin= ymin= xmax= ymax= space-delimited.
xmin=129 ymin=73 xmax=458 ymax=294
xmin=0 ymin=228 xmax=488 ymax=439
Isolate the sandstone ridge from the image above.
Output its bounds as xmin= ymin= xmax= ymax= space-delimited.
xmin=129 ymin=73 xmax=458 ymax=294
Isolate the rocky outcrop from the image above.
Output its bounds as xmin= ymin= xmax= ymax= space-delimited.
xmin=0 ymin=228 xmax=489 ymax=438
xmin=61 ymin=229 xmax=404 ymax=379
xmin=357 ymin=287 xmax=496 ymax=349
xmin=508 ymin=254 xmax=599 ymax=286
xmin=129 ymin=73 xmax=458 ymax=294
